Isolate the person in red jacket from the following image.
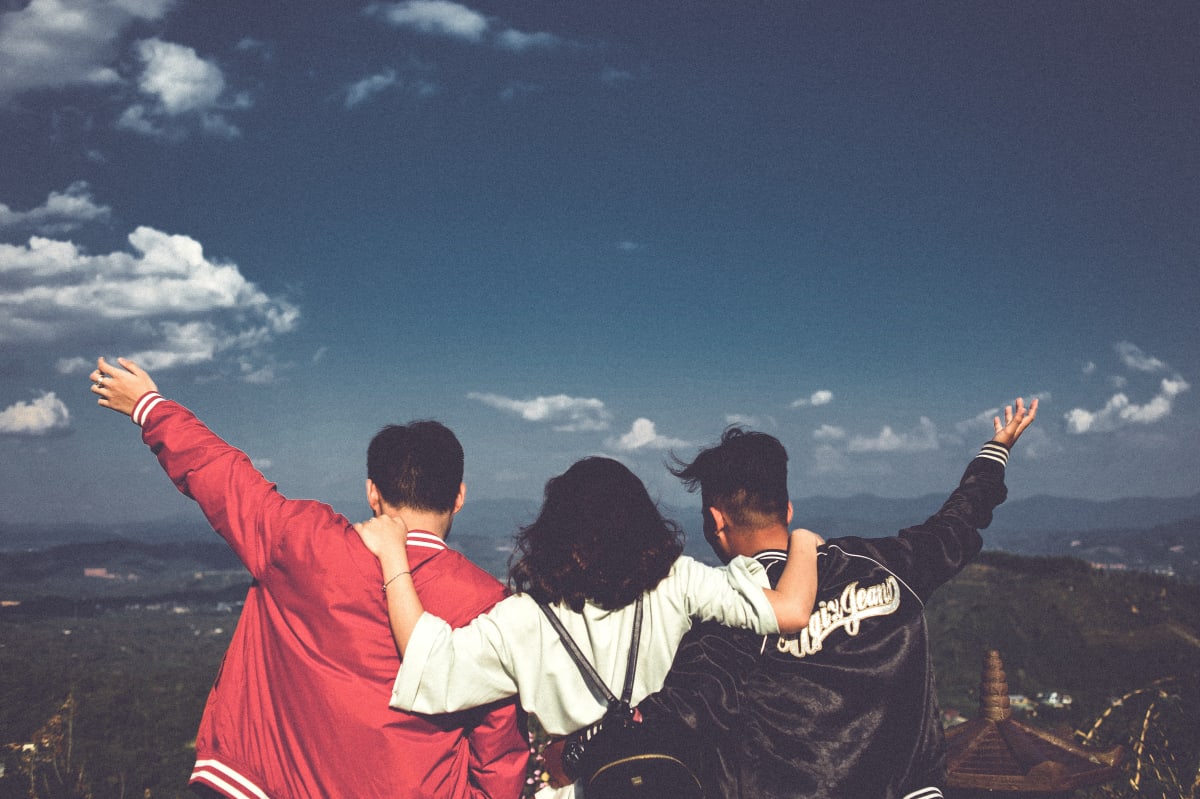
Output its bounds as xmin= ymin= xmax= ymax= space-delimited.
xmin=90 ymin=356 xmax=527 ymax=799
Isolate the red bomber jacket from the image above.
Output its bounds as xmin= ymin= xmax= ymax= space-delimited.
xmin=135 ymin=394 xmax=527 ymax=799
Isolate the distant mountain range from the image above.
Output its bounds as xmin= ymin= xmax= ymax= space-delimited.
xmin=3 ymin=491 xmax=1198 ymax=585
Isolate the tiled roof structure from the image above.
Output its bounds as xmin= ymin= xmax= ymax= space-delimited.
xmin=945 ymin=650 xmax=1124 ymax=794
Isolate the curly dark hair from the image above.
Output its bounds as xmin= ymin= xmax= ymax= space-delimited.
xmin=508 ymin=457 xmax=685 ymax=612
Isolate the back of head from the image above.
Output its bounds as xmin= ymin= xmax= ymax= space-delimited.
xmin=509 ymin=457 xmax=684 ymax=612
xmin=670 ymin=427 xmax=789 ymax=530
xmin=367 ymin=421 xmax=464 ymax=513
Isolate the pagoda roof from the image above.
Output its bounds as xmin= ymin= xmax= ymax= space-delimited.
xmin=944 ymin=650 xmax=1123 ymax=793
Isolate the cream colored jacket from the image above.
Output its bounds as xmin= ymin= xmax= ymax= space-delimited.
xmin=391 ymin=554 xmax=776 ymax=736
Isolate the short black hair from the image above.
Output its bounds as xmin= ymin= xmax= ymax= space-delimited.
xmin=366 ymin=420 xmax=463 ymax=513
xmin=508 ymin=457 xmax=684 ymax=612
xmin=669 ymin=426 xmax=789 ymax=529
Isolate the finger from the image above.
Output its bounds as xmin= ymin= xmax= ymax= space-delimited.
xmin=117 ymin=357 xmax=141 ymax=376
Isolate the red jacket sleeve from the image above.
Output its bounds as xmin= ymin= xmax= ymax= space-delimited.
xmin=139 ymin=395 xmax=309 ymax=578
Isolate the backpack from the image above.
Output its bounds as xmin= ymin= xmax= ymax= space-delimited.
xmin=537 ymin=597 xmax=705 ymax=799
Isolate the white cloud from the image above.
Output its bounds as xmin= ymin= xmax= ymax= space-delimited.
xmin=955 ymin=407 xmax=1000 ymax=436
xmin=812 ymin=424 xmax=845 ymax=441
xmin=847 ymin=417 xmax=939 ymax=453
xmin=495 ymin=28 xmax=560 ymax=52
xmin=725 ymin=414 xmax=759 ymax=427
xmin=0 ymin=391 xmax=70 ymax=436
xmin=1065 ymin=376 xmax=1190 ymax=434
xmin=791 ymin=390 xmax=833 ymax=408
xmin=367 ymin=0 xmax=562 ymax=51
xmin=0 ymin=224 xmax=299 ymax=381
xmin=601 ymin=67 xmax=634 ymax=85
xmin=1082 ymin=361 xmax=1096 ymax=375
xmin=0 ymin=183 xmax=111 ymax=235
xmin=366 ymin=1 xmax=488 ymax=41
xmin=117 ymin=38 xmax=243 ymax=138
xmin=135 ymin=38 xmax=224 ymax=113
xmin=1116 ymin=341 xmax=1167 ymax=373
xmin=467 ymin=392 xmax=611 ymax=432
xmin=0 ymin=0 xmax=171 ymax=103
xmin=345 ymin=70 xmax=398 ymax=108
xmin=608 ymin=418 xmax=689 ymax=452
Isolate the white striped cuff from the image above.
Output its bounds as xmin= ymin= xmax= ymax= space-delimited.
xmin=131 ymin=392 xmax=165 ymax=426
xmin=976 ymin=441 xmax=1010 ymax=467
xmin=902 ymin=788 xmax=944 ymax=799
xmin=190 ymin=759 xmax=270 ymax=799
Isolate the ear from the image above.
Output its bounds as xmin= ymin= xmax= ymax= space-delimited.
xmin=366 ymin=479 xmax=383 ymax=517
xmin=786 ymin=501 xmax=793 ymax=525
xmin=451 ymin=482 xmax=466 ymax=515
xmin=708 ymin=506 xmax=728 ymax=538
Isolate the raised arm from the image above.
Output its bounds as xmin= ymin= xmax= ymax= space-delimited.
xmin=760 ymin=528 xmax=820 ymax=632
xmin=356 ymin=514 xmax=423 ymax=655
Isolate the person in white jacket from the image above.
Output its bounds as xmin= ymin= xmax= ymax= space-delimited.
xmin=356 ymin=456 xmax=821 ymax=794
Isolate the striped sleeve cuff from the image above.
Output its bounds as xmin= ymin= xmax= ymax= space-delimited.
xmin=976 ymin=441 xmax=1010 ymax=467
xmin=131 ymin=392 xmax=165 ymax=426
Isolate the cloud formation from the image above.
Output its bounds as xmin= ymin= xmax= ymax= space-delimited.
xmin=117 ymin=38 xmax=246 ymax=138
xmin=791 ymin=390 xmax=833 ymax=408
xmin=813 ymin=424 xmax=846 ymax=441
xmin=345 ymin=70 xmax=399 ymax=108
xmin=467 ymin=392 xmax=611 ymax=431
xmin=608 ymin=418 xmax=689 ymax=452
xmin=0 ymin=182 xmax=110 ymax=234
xmin=0 ymin=195 xmax=299 ymax=379
xmin=0 ymin=0 xmax=171 ymax=102
xmin=367 ymin=0 xmax=562 ymax=51
xmin=1116 ymin=341 xmax=1167 ymax=373
xmin=1066 ymin=343 xmax=1189 ymax=434
xmin=1065 ymin=376 xmax=1190 ymax=434
xmin=847 ymin=417 xmax=939 ymax=453
xmin=0 ymin=391 xmax=70 ymax=436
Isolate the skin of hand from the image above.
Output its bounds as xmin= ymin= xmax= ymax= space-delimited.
xmin=356 ymin=514 xmax=422 ymax=654
xmin=767 ymin=528 xmax=819 ymax=633
xmin=991 ymin=397 xmax=1038 ymax=448
xmin=90 ymin=357 xmax=157 ymax=417
xmin=354 ymin=514 xmax=411 ymax=571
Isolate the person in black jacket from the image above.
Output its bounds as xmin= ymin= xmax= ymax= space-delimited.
xmin=637 ymin=397 xmax=1037 ymax=799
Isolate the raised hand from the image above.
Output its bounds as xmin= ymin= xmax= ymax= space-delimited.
xmin=91 ymin=357 xmax=157 ymax=417
xmin=992 ymin=397 xmax=1038 ymax=448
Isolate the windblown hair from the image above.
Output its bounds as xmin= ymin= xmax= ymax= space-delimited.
xmin=669 ymin=426 xmax=789 ymax=530
xmin=508 ymin=457 xmax=685 ymax=612
xmin=366 ymin=420 xmax=464 ymax=513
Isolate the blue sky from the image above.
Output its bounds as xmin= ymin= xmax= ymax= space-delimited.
xmin=1 ymin=1 xmax=1197 ymax=526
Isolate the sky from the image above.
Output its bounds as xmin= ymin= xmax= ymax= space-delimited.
xmin=1 ymin=1 xmax=1197 ymax=526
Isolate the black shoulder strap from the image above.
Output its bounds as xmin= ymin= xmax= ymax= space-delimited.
xmin=537 ymin=596 xmax=643 ymax=706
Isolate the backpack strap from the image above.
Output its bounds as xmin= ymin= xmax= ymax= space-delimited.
xmin=537 ymin=596 xmax=643 ymax=707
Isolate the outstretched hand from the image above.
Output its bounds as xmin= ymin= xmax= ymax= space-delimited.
xmin=91 ymin=357 xmax=157 ymax=417
xmin=992 ymin=397 xmax=1038 ymax=448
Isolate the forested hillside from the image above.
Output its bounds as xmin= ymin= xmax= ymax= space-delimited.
xmin=2 ymin=550 xmax=1198 ymax=798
